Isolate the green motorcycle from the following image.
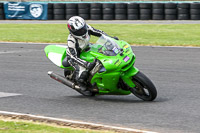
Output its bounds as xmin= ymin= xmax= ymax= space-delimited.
xmin=44 ymin=35 xmax=157 ymax=101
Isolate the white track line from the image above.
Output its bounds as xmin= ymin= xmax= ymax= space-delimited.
xmin=1 ymin=42 xmax=200 ymax=49
xmin=0 ymin=42 xmax=63 ymax=45
xmin=0 ymin=111 xmax=157 ymax=133
xmin=0 ymin=49 xmax=42 ymax=54
xmin=0 ymin=92 xmax=21 ymax=98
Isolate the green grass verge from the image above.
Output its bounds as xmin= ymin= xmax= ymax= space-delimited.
xmin=0 ymin=119 xmax=113 ymax=133
xmin=0 ymin=24 xmax=200 ymax=46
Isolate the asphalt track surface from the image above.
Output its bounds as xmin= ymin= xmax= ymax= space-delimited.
xmin=0 ymin=42 xmax=200 ymax=133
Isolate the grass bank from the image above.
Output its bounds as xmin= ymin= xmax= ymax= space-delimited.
xmin=0 ymin=119 xmax=113 ymax=133
xmin=0 ymin=24 xmax=200 ymax=46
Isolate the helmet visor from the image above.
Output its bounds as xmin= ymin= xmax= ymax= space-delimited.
xmin=73 ymin=24 xmax=87 ymax=36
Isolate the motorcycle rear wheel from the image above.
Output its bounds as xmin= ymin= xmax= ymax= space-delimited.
xmin=130 ymin=71 xmax=157 ymax=101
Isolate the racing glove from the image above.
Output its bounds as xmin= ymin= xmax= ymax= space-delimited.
xmin=113 ymin=36 xmax=119 ymax=40
xmin=86 ymin=59 xmax=97 ymax=71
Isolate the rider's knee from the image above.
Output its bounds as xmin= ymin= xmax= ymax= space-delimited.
xmin=62 ymin=57 xmax=71 ymax=67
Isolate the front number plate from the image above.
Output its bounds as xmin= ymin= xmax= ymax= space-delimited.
xmin=123 ymin=56 xmax=130 ymax=62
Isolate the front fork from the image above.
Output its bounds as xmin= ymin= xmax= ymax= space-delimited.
xmin=121 ymin=66 xmax=139 ymax=88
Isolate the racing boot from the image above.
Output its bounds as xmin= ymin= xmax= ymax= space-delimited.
xmin=77 ymin=72 xmax=94 ymax=96
xmin=74 ymin=64 xmax=95 ymax=96
xmin=77 ymin=71 xmax=89 ymax=92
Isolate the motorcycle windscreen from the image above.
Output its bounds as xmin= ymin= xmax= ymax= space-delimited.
xmin=96 ymin=35 xmax=120 ymax=56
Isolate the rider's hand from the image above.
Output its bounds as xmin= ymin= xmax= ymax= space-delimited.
xmin=86 ymin=59 xmax=97 ymax=71
xmin=113 ymin=36 xmax=119 ymax=40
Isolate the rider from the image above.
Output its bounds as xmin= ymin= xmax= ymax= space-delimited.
xmin=63 ymin=16 xmax=117 ymax=92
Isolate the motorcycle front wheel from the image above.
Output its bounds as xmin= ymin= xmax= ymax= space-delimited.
xmin=130 ymin=71 xmax=157 ymax=101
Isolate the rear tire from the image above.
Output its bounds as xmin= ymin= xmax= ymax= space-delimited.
xmin=130 ymin=71 xmax=157 ymax=101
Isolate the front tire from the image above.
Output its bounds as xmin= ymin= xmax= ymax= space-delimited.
xmin=130 ymin=71 xmax=157 ymax=101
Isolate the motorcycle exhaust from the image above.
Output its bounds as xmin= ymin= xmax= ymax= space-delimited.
xmin=47 ymin=71 xmax=80 ymax=90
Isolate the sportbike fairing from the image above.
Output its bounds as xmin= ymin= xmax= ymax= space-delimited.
xmin=45 ymin=35 xmax=157 ymax=100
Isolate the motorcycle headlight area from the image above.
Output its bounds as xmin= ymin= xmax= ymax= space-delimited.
xmin=99 ymin=66 xmax=106 ymax=73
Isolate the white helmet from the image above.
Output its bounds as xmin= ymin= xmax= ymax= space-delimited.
xmin=67 ymin=16 xmax=88 ymax=40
